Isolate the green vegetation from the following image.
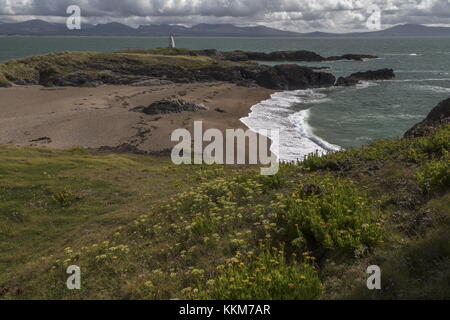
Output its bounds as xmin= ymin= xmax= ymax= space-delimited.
xmin=0 ymin=124 xmax=449 ymax=300
xmin=197 ymin=246 xmax=323 ymax=300
xmin=272 ymin=175 xmax=383 ymax=257
xmin=0 ymin=51 xmax=218 ymax=86
xmin=416 ymin=154 xmax=450 ymax=195
xmin=116 ymin=48 xmax=200 ymax=56
xmin=302 ymin=125 xmax=450 ymax=171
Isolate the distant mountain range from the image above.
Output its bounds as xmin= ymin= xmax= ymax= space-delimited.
xmin=0 ymin=20 xmax=449 ymax=37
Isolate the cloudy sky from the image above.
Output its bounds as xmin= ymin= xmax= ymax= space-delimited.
xmin=1 ymin=0 xmax=450 ymax=32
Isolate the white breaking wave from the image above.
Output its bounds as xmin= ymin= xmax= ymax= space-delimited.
xmin=241 ymin=89 xmax=341 ymax=163
xmin=356 ymin=81 xmax=379 ymax=89
xmin=396 ymin=70 xmax=449 ymax=74
xmin=385 ymin=78 xmax=450 ymax=82
xmin=415 ymin=85 xmax=450 ymax=93
xmin=385 ymin=53 xmax=422 ymax=56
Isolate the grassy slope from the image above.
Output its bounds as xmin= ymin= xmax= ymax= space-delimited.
xmin=0 ymin=51 xmax=218 ymax=86
xmin=0 ymin=124 xmax=448 ymax=300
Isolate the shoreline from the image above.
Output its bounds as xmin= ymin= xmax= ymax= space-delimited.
xmin=0 ymin=82 xmax=277 ymax=156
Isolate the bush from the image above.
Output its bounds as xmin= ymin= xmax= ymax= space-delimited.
xmin=416 ymin=154 xmax=450 ymax=195
xmin=197 ymin=246 xmax=323 ymax=300
xmin=414 ymin=125 xmax=450 ymax=157
xmin=301 ymin=126 xmax=450 ymax=172
xmin=52 ymin=190 xmax=79 ymax=207
xmin=272 ymin=175 xmax=383 ymax=257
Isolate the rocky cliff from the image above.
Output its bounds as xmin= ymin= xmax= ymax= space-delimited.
xmin=0 ymin=51 xmax=337 ymax=91
xmin=405 ymin=97 xmax=450 ymax=138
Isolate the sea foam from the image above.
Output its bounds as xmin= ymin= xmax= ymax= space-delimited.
xmin=241 ymin=89 xmax=341 ymax=162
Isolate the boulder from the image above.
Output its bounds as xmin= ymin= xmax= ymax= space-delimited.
xmin=236 ymin=80 xmax=258 ymax=88
xmin=131 ymin=99 xmax=208 ymax=115
xmin=56 ymin=72 xmax=99 ymax=87
xmin=346 ymin=68 xmax=395 ymax=81
xmin=326 ymin=54 xmax=378 ymax=62
xmin=404 ymin=97 xmax=450 ymax=138
xmin=335 ymin=77 xmax=359 ymax=87
xmin=197 ymin=50 xmax=378 ymax=62
xmin=0 ymin=81 xmax=12 ymax=88
xmin=130 ymin=79 xmax=174 ymax=86
xmin=251 ymin=64 xmax=335 ymax=90
xmin=335 ymin=69 xmax=395 ymax=87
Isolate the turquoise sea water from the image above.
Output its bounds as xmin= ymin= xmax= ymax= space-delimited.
xmin=1 ymin=36 xmax=449 ymax=160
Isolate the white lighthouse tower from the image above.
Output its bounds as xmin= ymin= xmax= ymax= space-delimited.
xmin=169 ymin=34 xmax=176 ymax=49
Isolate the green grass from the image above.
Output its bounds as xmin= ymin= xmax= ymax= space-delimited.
xmin=0 ymin=51 xmax=218 ymax=86
xmin=0 ymin=145 xmax=212 ymax=299
xmin=116 ymin=48 xmax=199 ymax=56
xmin=0 ymin=124 xmax=449 ymax=300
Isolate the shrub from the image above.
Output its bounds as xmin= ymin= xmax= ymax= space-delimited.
xmin=301 ymin=126 xmax=450 ymax=171
xmin=272 ymin=175 xmax=383 ymax=257
xmin=197 ymin=246 xmax=323 ymax=300
xmin=52 ymin=190 xmax=79 ymax=207
xmin=416 ymin=154 xmax=450 ymax=195
xmin=414 ymin=125 xmax=450 ymax=157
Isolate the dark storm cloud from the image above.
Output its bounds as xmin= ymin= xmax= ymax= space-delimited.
xmin=0 ymin=0 xmax=449 ymax=32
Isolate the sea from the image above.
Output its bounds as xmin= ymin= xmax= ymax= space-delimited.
xmin=1 ymin=36 xmax=449 ymax=161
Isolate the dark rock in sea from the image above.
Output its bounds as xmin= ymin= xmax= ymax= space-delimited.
xmin=209 ymin=50 xmax=378 ymax=63
xmin=325 ymin=54 xmax=377 ymax=62
xmin=131 ymin=99 xmax=208 ymax=115
xmin=346 ymin=68 xmax=395 ymax=81
xmin=404 ymin=97 xmax=450 ymax=138
xmin=253 ymin=64 xmax=336 ymax=90
xmin=335 ymin=77 xmax=359 ymax=87
xmin=335 ymin=68 xmax=395 ymax=87
xmin=309 ymin=66 xmax=331 ymax=70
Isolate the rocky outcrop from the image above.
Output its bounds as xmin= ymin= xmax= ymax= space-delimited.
xmin=195 ymin=49 xmax=377 ymax=63
xmin=404 ymin=97 xmax=450 ymax=138
xmin=335 ymin=68 xmax=395 ymax=87
xmin=335 ymin=77 xmax=359 ymax=87
xmin=51 ymin=63 xmax=336 ymax=91
xmin=252 ymin=64 xmax=336 ymax=90
xmin=56 ymin=72 xmax=174 ymax=87
xmin=0 ymin=82 xmax=12 ymax=88
xmin=131 ymin=99 xmax=208 ymax=115
xmin=346 ymin=68 xmax=395 ymax=81
xmin=325 ymin=54 xmax=376 ymax=62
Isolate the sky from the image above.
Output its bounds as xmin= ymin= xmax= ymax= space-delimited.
xmin=0 ymin=0 xmax=450 ymax=32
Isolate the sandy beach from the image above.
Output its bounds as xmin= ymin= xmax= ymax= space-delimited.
xmin=0 ymin=82 xmax=275 ymax=154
